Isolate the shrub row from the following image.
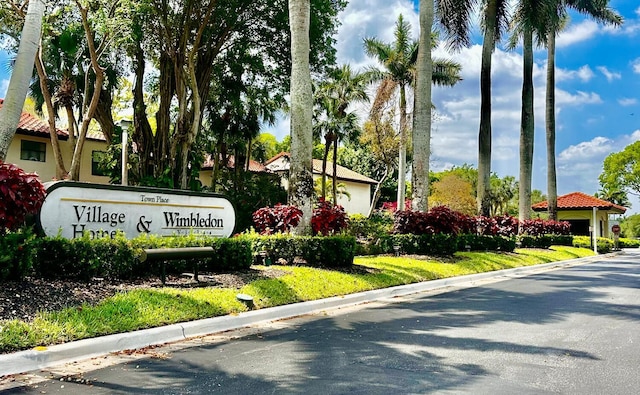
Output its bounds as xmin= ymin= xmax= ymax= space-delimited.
xmin=355 ymin=234 xmax=517 ymax=256
xmin=517 ymin=235 xmax=574 ymax=249
xmin=248 ymin=234 xmax=355 ymax=268
xmin=572 ymin=236 xmax=613 ymax=253
xmin=0 ymin=231 xmax=356 ymax=281
xmin=618 ymin=237 xmax=640 ymax=248
xmin=393 ymin=206 xmax=571 ymax=237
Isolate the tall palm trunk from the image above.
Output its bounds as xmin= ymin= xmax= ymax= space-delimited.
xmin=518 ymin=29 xmax=535 ymax=227
xmin=411 ymin=0 xmax=433 ymax=212
xmin=397 ymin=84 xmax=408 ymax=211
xmin=477 ymin=0 xmax=498 ymax=217
xmin=288 ymin=0 xmax=314 ymax=234
xmin=0 ymin=0 xmax=44 ymax=161
xmin=546 ymin=32 xmax=558 ymax=221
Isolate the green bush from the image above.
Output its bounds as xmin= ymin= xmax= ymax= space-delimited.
xmin=381 ymin=234 xmax=459 ymax=256
xmin=205 ymin=237 xmax=253 ymax=271
xmin=458 ymin=234 xmax=516 ymax=252
xmin=32 ymin=234 xmax=138 ymax=280
xmin=24 ymin=233 xmax=253 ymax=281
xmin=248 ymin=234 xmax=355 ymax=268
xmin=0 ymin=228 xmax=36 ymax=280
xmin=617 ymin=237 xmax=640 ymax=248
xmin=572 ymin=236 xmax=613 ymax=253
xmin=346 ymin=212 xmax=394 ymax=239
xmin=517 ymin=235 xmax=552 ymax=249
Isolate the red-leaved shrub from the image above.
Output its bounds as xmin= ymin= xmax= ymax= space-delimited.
xmin=252 ymin=204 xmax=302 ymax=234
xmin=0 ymin=161 xmax=46 ymax=232
xmin=519 ymin=218 xmax=571 ymax=236
xmin=494 ymin=214 xmax=519 ymax=236
xmin=312 ymin=199 xmax=348 ymax=236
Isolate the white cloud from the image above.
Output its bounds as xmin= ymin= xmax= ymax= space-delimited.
xmin=556 ymin=90 xmax=602 ymax=106
xmin=632 ymin=58 xmax=640 ymax=74
xmin=556 ymin=65 xmax=594 ymax=83
xmin=335 ymin=0 xmax=417 ymax=70
xmin=556 ymin=20 xmax=599 ymax=48
xmin=618 ymin=98 xmax=638 ymax=106
xmin=596 ymin=66 xmax=621 ymax=82
xmin=558 ymin=137 xmax=613 ymax=162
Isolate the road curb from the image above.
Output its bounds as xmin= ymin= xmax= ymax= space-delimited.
xmin=0 ymin=252 xmax=614 ymax=377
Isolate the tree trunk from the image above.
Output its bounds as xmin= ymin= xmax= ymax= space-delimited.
xmin=156 ymin=53 xmax=174 ymax=179
xmin=518 ymin=29 xmax=535 ymax=228
xmin=397 ymin=84 xmax=408 ymax=211
xmin=0 ymin=0 xmax=44 ymax=161
xmin=34 ymin=46 xmax=68 ymax=179
xmin=69 ymin=2 xmax=106 ymax=181
xmin=477 ymin=0 xmax=497 ymax=217
xmin=368 ymin=166 xmax=390 ymax=217
xmin=288 ymin=0 xmax=314 ymax=234
xmin=132 ymin=37 xmax=155 ymax=181
xmin=410 ymin=0 xmax=433 ymax=212
xmin=546 ymin=33 xmax=558 ymax=221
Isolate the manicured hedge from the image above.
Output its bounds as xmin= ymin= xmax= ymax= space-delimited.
xmin=355 ymin=233 xmax=516 ymax=256
xmin=572 ymin=236 xmax=613 ymax=253
xmin=617 ymin=237 xmax=640 ymax=248
xmin=457 ymin=234 xmax=516 ymax=252
xmin=249 ymin=234 xmax=356 ymax=268
xmin=0 ymin=229 xmax=36 ymax=281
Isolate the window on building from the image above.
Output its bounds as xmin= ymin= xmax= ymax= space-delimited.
xmin=20 ymin=140 xmax=46 ymax=162
xmin=92 ymin=151 xmax=108 ymax=176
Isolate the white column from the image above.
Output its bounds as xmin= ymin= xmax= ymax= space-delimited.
xmin=121 ymin=130 xmax=128 ymax=186
xmin=592 ymin=207 xmax=597 ymax=253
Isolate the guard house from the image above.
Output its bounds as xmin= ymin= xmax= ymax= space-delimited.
xmin=531 ymin=192 xmax=626 ymax=238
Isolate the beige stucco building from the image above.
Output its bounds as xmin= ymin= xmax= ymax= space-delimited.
xmin=3 ymin=104 xmax=110 ymax=184
xmin=265 ymin=152 xmax=377 ymax=215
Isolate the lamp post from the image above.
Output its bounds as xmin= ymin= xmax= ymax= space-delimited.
xmin=118 ymin=119 xmax=132 ymax=186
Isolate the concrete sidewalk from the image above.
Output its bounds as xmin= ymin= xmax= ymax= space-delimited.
xmin=0 ymin=251 xmax=621 ymax=377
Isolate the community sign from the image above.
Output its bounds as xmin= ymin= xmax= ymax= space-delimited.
xmin=39 ymin=181 xmax=236 ymax=239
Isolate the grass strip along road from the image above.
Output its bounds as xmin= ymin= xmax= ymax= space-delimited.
xmin=0 ymin=246 xmax=594 ymax=354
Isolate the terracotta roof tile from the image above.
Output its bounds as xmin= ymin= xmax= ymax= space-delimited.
xmin=0 ymin=99 xmax=68 ymax=139
xmin=532 ymin=191 xmax=626 ymax=213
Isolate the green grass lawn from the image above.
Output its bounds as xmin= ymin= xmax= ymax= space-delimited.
xmin=0 ymin=246 xmax=595 ymax=354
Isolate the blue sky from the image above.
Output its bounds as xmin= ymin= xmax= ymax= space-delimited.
xmin=1 ymin=0 xmax=639 ymax=213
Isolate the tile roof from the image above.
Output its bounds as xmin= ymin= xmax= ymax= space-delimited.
xmin=202 ymin=154 xmax=269 ymax=173
xmin=531 ymin=191 xmax=626 ymax=213
xmin=265 ymin=152 xmax=378 ymax=184
xmin=0 ymin=99 xmax=68 ymax=139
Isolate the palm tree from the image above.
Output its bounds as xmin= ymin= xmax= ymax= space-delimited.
xmin=314 ymin=65 xmax=370 ymax=203
xmin=0 ymin=0 xmax=44 ymax=161
xmin=508 ymin=0 xmax=552 ymax=227
xmin=438 ymin=0 xmax=511 ymax=216
xmin=364 ymin=15 xmax=415 ymax=212
xmin=365 ymin=15 xmax=462 ymax=211
xmin=411 ymin=0 xmax=434 ymax=212
xmin=288 ymin=0 xmax=314 ymax=234
xmin=544 ymin=1 xmax=622 ymax=220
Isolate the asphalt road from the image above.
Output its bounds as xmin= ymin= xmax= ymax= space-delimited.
xmin=4 ymin=251 xmax=640 ymax=394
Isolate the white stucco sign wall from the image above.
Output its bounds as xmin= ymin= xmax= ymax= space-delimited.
xmin=39 ymin=182 xmax=236 ymax=239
